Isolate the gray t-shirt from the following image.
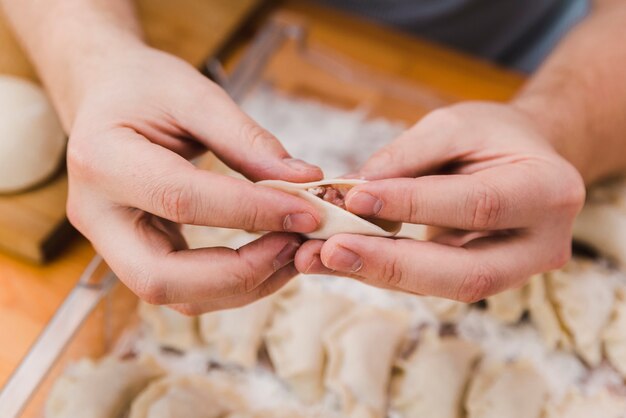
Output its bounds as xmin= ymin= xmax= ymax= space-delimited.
xmin=320 ymin=0 xmax=589 ymax=72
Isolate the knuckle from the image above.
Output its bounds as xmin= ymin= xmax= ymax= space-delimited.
xmin=379 ymin=253 xmax=405 ymax=287
xmin=240 ymin=203 xmax=262 ymax=231
xmin=65 ymin=198 xmax=84 ymax=232
xmin=555 ymin=170 xmax=586 ymax=214
xmin=239 ymin=121 xmax=278 ymax=150
xmin=467 ymin=181 xmax=504 ymax=230
xmin=232 ymin=253 xmax=262 ymax=295
xmin=547 ymin=244 xmax=572 ymax=270
xmin=153 ymin=182 xmax=196 ymax=224
xmin=66 ymin=139 xmax=98 ymax=181
xmin=131 ymin=270 xmax=169 ymax=305
xmin=456 ymin=263 xmax=498 ymax=303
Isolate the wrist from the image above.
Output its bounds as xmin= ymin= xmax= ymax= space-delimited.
xmin=509 ymin=95 xmax=594 ymax=183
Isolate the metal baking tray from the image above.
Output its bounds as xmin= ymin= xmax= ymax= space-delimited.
xmin=0 ymin=14 xmax=448 ymax=418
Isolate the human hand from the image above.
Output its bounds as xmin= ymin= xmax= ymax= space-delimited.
xmin=66 ymin=46 xmax=323 ymax=313
xmin=295 ymin=102 xmax=585 ymax=302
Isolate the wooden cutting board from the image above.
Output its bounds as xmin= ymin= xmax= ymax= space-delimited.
xmin=0 ymin=0 xmax=262 ymax=263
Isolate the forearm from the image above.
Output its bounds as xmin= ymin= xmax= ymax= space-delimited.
xmin=512 ymin=1 xmax=626 ymax=184
xmin=0 ymin=0 xmax=144 ymax=129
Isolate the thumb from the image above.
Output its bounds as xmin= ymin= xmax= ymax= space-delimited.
xmin=177 ymin=84 xmax=323 ymax=182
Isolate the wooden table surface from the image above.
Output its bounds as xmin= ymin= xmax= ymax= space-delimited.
xmin=0 ymin=0 xmax=524 ymax=388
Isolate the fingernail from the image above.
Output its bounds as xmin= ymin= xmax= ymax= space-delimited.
xmin=283 ymin=213 xmax=318 ymax=233
xmin=304 ymin=254 xmax=333 ymax=274
xmin=283 ymin=158 xmax=319 ymax=172
xmin=347 ymin=192 xmax=383 ymax=216
xmin=326 ymin=245 xmax=363 ymax=273
xmin=273 ymin=241 xmax=301 ymax=272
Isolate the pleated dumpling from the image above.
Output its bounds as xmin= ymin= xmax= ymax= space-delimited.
xmin=420 ymin=296 xmax=468 ymax=322
xmin=545 ymin=260 xmax=616 ymax=366
xmin=46 ymin=355 xmax=163 ymax=418
xmin=486 ymin=286 xmax=527 ymax=324
xmin=391 ymin=329 xmax=481 ymax=418
xmin=603 ymin=287 xmax=626 ymax=378
xmin=139 ymin=302 xmax=199 ymax=350
xmin=199 ymin=296 xmax=276 ymax=367
xmin=265 ymin=284 xmax=354 ymax=403
xmin=257 ymin=179 xmax=401 ymax=240
xmin=128 ymin=374 xmax=249 ymax=418
xmin=465 ymin=360 xmax=548 ymax=418
xmin=544 ymin=390 xmax=626 ymax=418
xmin=323 ymin=306 xmax=409 ymax=418
xmin=573 ymin=177 xmax=626 ymax=268
xmin=527 ymin=274 xmax=572 ymax=351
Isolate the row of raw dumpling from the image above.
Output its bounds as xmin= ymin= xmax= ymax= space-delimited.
xmin=45 ymin=355 xmax=329 ymax=418
xmin=485 ymin=257 xmax=626 ymax=377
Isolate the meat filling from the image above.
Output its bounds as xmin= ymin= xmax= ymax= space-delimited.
xmin=307 ymin=185 xmax=352 ymax=210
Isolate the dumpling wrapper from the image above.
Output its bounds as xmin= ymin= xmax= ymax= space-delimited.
xmin=199 ymin=296 xmax=275 ymax=367
xmin=391 ymin=329 xmax=481 ymax=418
xmin=465 ymin=360 xmax=548 ymax=418
xmin=323 ymin=306 xmax=409 ymax=418
xmin=603 ymin=287 xmax=626 ymax=378
xmin=486 ymin=286 xmax=528 ymax=324
xmin=573 ymin=177 xmax=626 ymax=268
xmin=544 ymin=390 xmax=626 ymax=418
xmin=265 ymin=283 xmax=354 ymax=402
xmin=547 ymin=259 xmax=616 ymax=366
xmin=139 ymin=302 xmax=199 ymax=350
xmin=129 ymin=374 xmax=249 ymax=418
xmin=257 ymin=179 xmax=401 ymax=240
xmin=528 ymin=273 xmax=573 ymax=352
xmin=45 ymin=355 xmax=163 ymax=418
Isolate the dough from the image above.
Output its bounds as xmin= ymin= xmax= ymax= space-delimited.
xmin=199 ymin=296 xmax=275 ymax=367
xmin=257 ymin=179 xmax=401 ymax=239
xmin=265 ymin=284 xmax=354 ymax=402
xmin=391 ymin=329 xmax=481 ymax=418
xmin=139 ymin=302 xmax=199 ymax=350
xmin=45 ymin=355 xmax=163 ymax=418
xmin=486 ymin=286 xmax=527 ymax=324
xmin=323 ymin=306 xmax=409 ymax=418
xmin=421 ymin=296 xmax=468 ymax=322
xmin=0 ymin=75 xmax=66 ymax=193
xmin=528 ymin=273 xmax=573 ymax=352
xmin=465 ymin=360 xmax=548 ymax=418
xmin=547 ymin=260 xmax=616 ymax=366
xmin=603 ymin=287 xmax=626 ymax=378
xmin=129 ymin=374 xmax=249 ymax=418
xmin=544 ymin=390 xmax=626 ymax=418
xmin=573 ymin=177 xmax=626 ymax=268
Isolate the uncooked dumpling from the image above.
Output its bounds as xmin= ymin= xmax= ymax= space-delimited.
xmin=527 ymin=274 xmax=572 ymax=351
xmin=45 ymin=355 xmax=163 ymax=418
xmin=323 ymin=306 xmax=409 ymax=418
xmin=573 ymin=177 xmax=626 ymax=268
xmin=547 ymin=260 xmax=616 ymax=366
xmin=544 ymin=390 xmax=626 ymax=418
xmin=129 ymin=374 xmax=250 ymax=418
xmin=257 ymin=179 xmax=401 ymax=239
xmin=0 ymin=75 xmax=66 ymax=193
xmin=139 ymin=302 xmax=199 ymax=350
xmin=486 ymin=286 xmax=527 ymax=324
xmin=199 ymin=296 xmax=275 ymax=367
xmin=603 ymin=287 xmax=626 ymax=378
xmin=421 ymin=296 xmax=468 ymax=322
xmin=391 ymin=328 xmax=481 ymax=418
xmin=465 ymin=360 xmax=548 ymax=418
xmin=265 ymin=283 xmax=354 ymax=402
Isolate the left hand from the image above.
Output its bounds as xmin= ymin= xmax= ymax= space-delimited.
xmin=295 ymin=102 xmax=586 ymax=302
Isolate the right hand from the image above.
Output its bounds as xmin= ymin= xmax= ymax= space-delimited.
xmin=66 ymin=46 xmax=323 ymax=314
